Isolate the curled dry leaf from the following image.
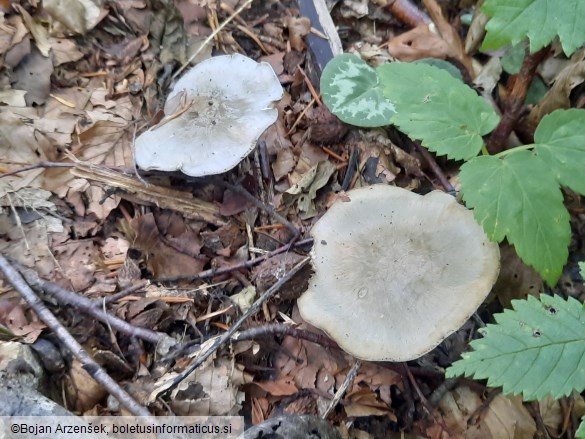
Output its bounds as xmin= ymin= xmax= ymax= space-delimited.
xmin=388 ymin=24 xmax=455 ymax=62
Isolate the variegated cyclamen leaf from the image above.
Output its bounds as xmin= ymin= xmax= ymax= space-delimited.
xmin=321 ymin=54 xmax=396 ymax=127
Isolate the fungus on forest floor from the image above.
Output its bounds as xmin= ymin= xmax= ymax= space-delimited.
xmin=298 ymin=185 xmax=500 ymax=361
xmin=135 ymin=54 xmax=283 ymax=177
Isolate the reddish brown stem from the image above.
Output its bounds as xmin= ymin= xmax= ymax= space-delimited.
xmin=486 ymin=46 xmax=550 ymax=154
xmin=385 ymin=0 xmax=431 ymax=27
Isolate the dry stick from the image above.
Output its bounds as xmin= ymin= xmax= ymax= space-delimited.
xmin=385 ymin=0 xmax=431 ymax=27
xmin=19 ymin=268 xmax=164 ymax=345
xmin=157 ymin=237 xmax=313 ymax=282
xmin=0 ymin=254 xmax=151 ymax=417
xmin=486 ymin=46 xmax=550 ymax=154
xmin=103 ymin=280 xmax=149 ymax=304
xmin=0 ymin=161 xmax=75 ymax=179
xmin=155 ymin=256 xmax=311 ymax=399
xmin=172 ymin=0 xmax=253 ymax=80
xmin=233 ymin=323 xmax=340 ymax=349
xmin=413 ymin=141 xmax=456 ymax=195
xmin=168 ymin=323 xmax=340 ymax=361
xmin=219 ymin=181 xmax=300 ymax=238
xmin=428 ymin=377 xmax=459 ymax=407
xmin=402 ymin=362 xmax=451 ymax=434
xmin=322 ymin=359 xmax=362 ymax=419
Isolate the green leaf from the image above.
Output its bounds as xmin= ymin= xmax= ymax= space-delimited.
xmin=533 ymin=109 xmax=585 ymax=194
xmin=481 ymin=0 xmax=585 ymax=56
xmin=378 ymin=62 xmax=499 ymax=161
xmin=413 ymin=58 xmax=463 ymax=81
xmin=447 ymin=295 xmax=585 ymax=400
xmin=320 ymin=54 xmax=396 ymax=127
xmin=460 ymin=152 xmax=570 ymax=285
xmin=577 ymin=418 xmax=585 ymax=438
xmin=501 ymin=43 xmax=527 ymax=74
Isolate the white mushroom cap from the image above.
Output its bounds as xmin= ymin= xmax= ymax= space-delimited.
xmin=135 ymin=54 xmax=283 ymax=177
xmin=298 ymin=185 xmax=500 ymax=361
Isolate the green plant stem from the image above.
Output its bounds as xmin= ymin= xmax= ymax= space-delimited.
xmin=486 ymin=46 xmax=550 ymax=154
xmin=494 ymin=144 xmax=535 ymax=158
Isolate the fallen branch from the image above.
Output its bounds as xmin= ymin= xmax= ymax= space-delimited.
xmin=0 ymin=254 xmax=151 ymax=417
xmin=18 ymin=267 xmax=166 ymax=347
xmin=157 ymin=237 xmax=313 ymax=282
xmin=154 ymin=256 xmax=311 ymax=398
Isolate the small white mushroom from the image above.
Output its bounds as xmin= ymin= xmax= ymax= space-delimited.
xmin=135 ymin=54 xmax=283 ymax=177
xmin=298 ymin=185 xmax=500 ymax=361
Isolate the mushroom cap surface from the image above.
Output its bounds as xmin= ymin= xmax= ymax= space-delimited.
xmin=298 ymin=185 xmax=500 ymax=361
xmin=135 ymin=54 xmax=283 ymax=177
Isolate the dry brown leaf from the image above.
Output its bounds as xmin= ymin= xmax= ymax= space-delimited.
xmin=44 ymin=0 xmax=104 ymax=34
xmin=126 ymin=213 xmax=206 ymax=278
xmin=345 ymin=387 xmax=396 ymax=419
xmin=529 ymin=48 xmax=585 ymax=125
xmin=251 ymin=397 xmax=271 ymax=425
xmin=285 ymin=16 xmax=310 ymax=52
xmin=438 ymin=386 xmax=485 ymax=437
xmin=13 ymin=5 xmax=51 ymax=57
xmin=422 ymin=0 xmax=473 ymax=74
xmin=0 ymin=303 xmax=46 ymax=343
xmin=0 ymin=15 xmax=29 ymax=68
xmin=165 ymin=354 xmax=245 ymax=416
xmin=272 ymin=147 xmax=296 ymax=182
xmin=64 ymin=359 xmax=108 ymax=412
xmin=388 ymin=24 xmax=453 ymax=62
xmin=51 ymin=239 xmax=99 ymax=291
xmin=483 ymin=395 xmax=536 ymax=439
xmin=50 ymin=38 xmax=84 ymax=65
xmin=254 ymin=377 xmax=299 ymax=396
xmin=539 ymin=396 xmax=562 ymax=436
xmin=0 ymin=108 xmax=49 ymax=196
xmin=0 ymin=213 xmax=56 ymax=278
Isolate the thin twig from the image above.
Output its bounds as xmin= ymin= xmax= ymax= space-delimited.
xmin=156 ymin=236 xmax=313 ymax=282
xmin=233 ymin=323 xmax=339 ymax=349
xmin=18 ymin=267 xmax=165 ymax=345
xmin=0 ymin=161 xmax=75 ymax=179
xmin=0 ymin=254 xmax=152 ymax=417
xmin=413 ymin=141 xmax=455 ymax=195
xmin=322 ymin=359 xmax=362 ymax=419
xmin=103 ymin=280 xmax=149 ymax=304
xmin=219 ymin=180 xmax=300 ymax=238
xmin=155 ymin=256 xmax=311 ymax=399
xmin=428 ymin=377 xmax=459 ymax=407
xmin=172 ymin=0 xmax=253 ymax=80
xmin=402 ymin=362 xmax=451 ymax=433
xmin=167 ymin=323 xmax=340 ymax=361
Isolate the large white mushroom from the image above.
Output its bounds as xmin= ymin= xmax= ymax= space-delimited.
xmin=298 ymin=185 xmax=500 ymax=362
xmin=135 ymin=54 xmax=283 ymax=177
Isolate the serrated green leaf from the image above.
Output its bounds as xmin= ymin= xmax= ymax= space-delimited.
xmin=460 ymin=152 xmax=570 ymax=285
xmin=481 ymin=0 xmax=585 ymax=56
xmin=320 ymin=54 xmax=395 ymax=127
xmin=447 ymin=295 xmax=585 ymax=400
xmin=533 ymin=109 xmax=585 ymax=194
xmin=378 ymin=62 xmax=499 ymax=161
